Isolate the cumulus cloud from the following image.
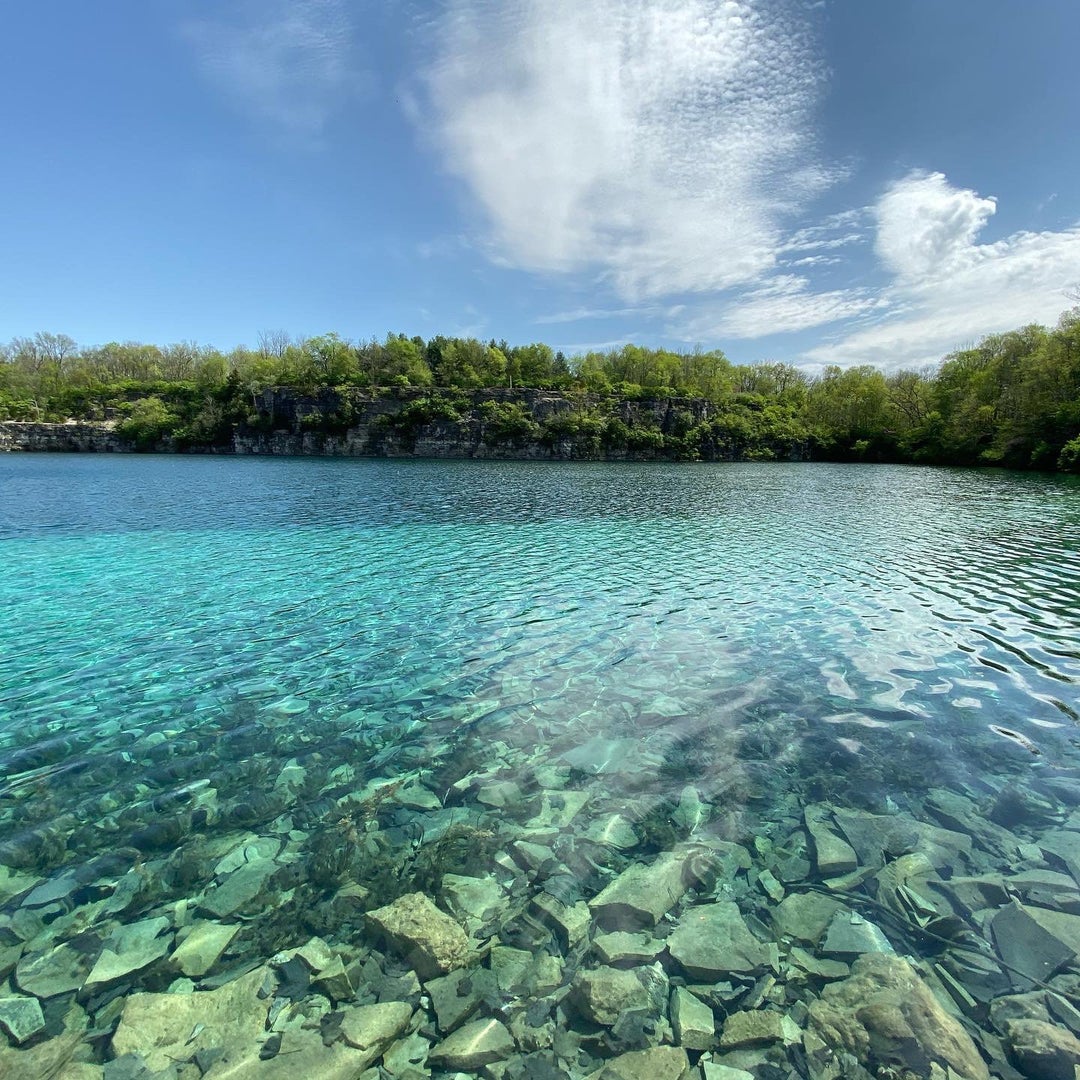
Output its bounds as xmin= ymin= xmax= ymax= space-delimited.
xmin=180 ymin=0 xmax=363 ymax=136
xmin=419 ymin=0 xmax=829 ymax=300
xmin=803 ymin=171 xmax=1080 ymax=370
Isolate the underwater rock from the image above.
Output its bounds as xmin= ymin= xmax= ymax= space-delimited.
xmin=0 ymin=994 xmax=45 ymax=1045
xmin=338 ymin=1001 xmax=413 ymax=1053
xmin=427 ymin=1016 xmax=515 ymax=1070
xmin=804 ymin=806 xmax=858 ymax=877
xmin=593 ymin=931 xmax=665 ymax=966
xmin=670 ymin=986 xmax=715 ymax=1050
xmin=584 ymin=814 xmax=639 ymax=850
xmin=200 ymin=856 xmax=278 ymax=919
xmin=1003 ymin=1018 xmax=1080 ymax=1080
xmin=366 ymin=891 xmax=471 ymax=980
xmin=15 ymin=939 xmax=96 ymax=999
xmin=701 ymin=1064 xmax=755 ymax=1080
xmin=426 ymin=965 xmax=498 ymax=1034
xmin=590 ymin=1045 xmax=689 ymax=1080
xmin=588 ymin=849 xmax=693 ymax=929
xmin=441 ymin=873 xmax=508 ymax=937
xmin=667 ymin=902 xmax=773 ymax=979
xmin=771 ymin=890 xmax=846 ymax=945
xmin=570 ymin=967 xmax=654 ymax=1027
xmin=992 ymin=901 xmax=1080 ymax=987
xmin=808 ymin=953 xmax=989 ymax=1080
xmin=821 ymin=910 xmax=894 ymax=958
xmin=85 ymin=919 xmax=172 ymax=989
xmin=531 ymin=893 xmax=591 ymax=951
xmin=110 ymin=965 xmax=270 ymax=1073
xmin=719 ymin=1009 xmax=798 ymax=1049
xmin=170 ymin=920 xmax=238 ymax=978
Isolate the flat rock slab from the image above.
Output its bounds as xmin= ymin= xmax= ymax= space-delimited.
xmin=0 ymin=995 xmax=45 ymax=1044
xmin=426 ymin=966 xmax=498 ymax=1034
xmin=338 ymin=1001 xmax=413 ymax=1052
xmin=992 ymin=901 xmax=1080 ymax=987
xmin=15 ymin=940 xmax=97 ymax=999
xmin=428 ymin=1017 xmax=514 ymax=1070
xmin=719 ymin=1010 xmax=798 ymax=1049
xmin=85 ymin=916 xmax=172 ymax=987
xmin=805 ymin=806 xmax=858 ymax=876
xmin=809 ymin=953 xmax=989 ymax=1080
xmin=200 ymin=857 xmax=277 ymax=919
xmin=771 ymin=891 xmax=846 ymax=945
xmin=589 ymin=849 xmax=692 ymax=929
xmin=671 ymin=986 xmax=715 ymax=1050
xmin=667 ymin=902 xmax=772 ymax=979
xmin=111 ymin=965 xmax=270 ymax=1073
xmin=366 ymin=891 xmax=470 ymax=980
xmin=821 ymin=911 xmax=894 ymax=958
xmin=593 ymin=931 xmax=665 ymax=966
xmin=592 ymin=1046 xmax=690 ymax=1080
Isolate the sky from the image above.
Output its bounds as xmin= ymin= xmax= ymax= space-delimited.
xmin=2 ymin=1 xmax=1078 ymax=373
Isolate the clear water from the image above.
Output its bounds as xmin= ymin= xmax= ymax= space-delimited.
xmin=2 ymin=455 xmax=1080 ymax=1068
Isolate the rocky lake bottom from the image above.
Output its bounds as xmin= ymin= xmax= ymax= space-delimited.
xmin=1 ymin=456 xmax=1080 ymax=1080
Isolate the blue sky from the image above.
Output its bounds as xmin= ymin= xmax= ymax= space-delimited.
xmin=2 ymin=1 xmax=1078 ymax=371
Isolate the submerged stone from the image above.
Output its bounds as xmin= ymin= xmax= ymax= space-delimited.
xmin=821 ymin=910 xmax=894 ymax=958
xmin=570 ymin=967 xmax=653 ymax=1027
xmin=992 ymin=901 xmax=1080 ymax=987
xmin=338 ymin=1001 xmax=413 ymax=1052
xmin=719 ymin=1010 xmax=797 ymax=1049
xmin=200 ymin=857 xmax=277 ymax=919
xmin=426 ymin=965 xmax=498 ymax=1033
xmin=671 ymin=986 xmax=715 ymax=1050
xmin=15 ymin=940 xmax=96 ymax=999
xmin=0 ymin=994 xmax=45 ymax=1045
xmin=85 ymin=917 xmax=172 ymax=987
xmin=808 ymin=953 xmax=989 ymax=1080
xmin=593 ymin=931 xmax=664 ymax=966
xmin=170 ymin=921 xmax=238 ymax=978
xmin=588 ymin=849 xmax=692 ymax=929
xmin=771 ymin=890 xmax=845 ymax=945
xmin=427 ymin=1017 xmax=514 ymax=1070
xmin=1004 ymin=1018 xmax=1080 ymax=1080
xmin=805 ymin=806 xmax=858 ymax=877
xmin=366 ymin=891 xmax=470 ymax=980
xmin=592 ymin=1045 xmax=689 ymax=1080
xmin=667 ymin=902 xmax=773 ymax=979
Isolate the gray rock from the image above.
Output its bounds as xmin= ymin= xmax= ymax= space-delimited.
xmin=808 ymin=953 xmax=989 ymax=1080
xmin=821 ymin=910 xmax=894 ymax=958
xmin=1004 ymin=1018 xmax=1080 ymax=1080
xmin=20 ymin=872 xmax=82 ymax=909
xmin=426 ymin=966 xmax=498 ymax=1034
xmin=366 ymin=891 xmax=471 ymax=980
xmin=338 ymin=1001 xmax=413 ymax=1052
xmin=570 ymin=967 xmax=652 ymax=1027
xmin=992 ymin=901 xmax=1080 ymax=987
xmin=111 ymin=965 xmax=270 ymax=1073
xmin=594 ymin=1045 xmax=689 ymax=1079
xmin=589 ymin=850 xmax=692 ymax=929
xmin=531 ymin=892 xmax=591 ymax=950
xmin=805 ymin=806 xmax=858 ymax=876
xmin=427 ymin=1017 xmax=514 ymax=1070
xmin=200 ymin=856 xmax=277 ymax=918
xmin=85 ymin=917 xmax=172 ymax=987
xmin=441 ymin=873 xmax=507 ymax=936
xmin=0 ymin=994 xmax=45 ymax=1045
xmin=671 ymin=986 xmax=714 ymax=1050
xmin=585 ymin=814 xmax=639 ymax=850
xmin=771 ymin=890 xmax=846 ymax=945
xmin=15 ymin=940 xmax=96 ymax=999
xmin=719 ymin=1010 xmax=798 ymax=1049
xmin=593 ymin=931 xmax=664 ymax=966
xmin=702 ymin=1064 xmax=755 ymax=1080
xmin=667 ymin=902 xmax=773 ymax=979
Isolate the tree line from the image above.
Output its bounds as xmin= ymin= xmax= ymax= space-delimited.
xmin=1 ymin=313 xmax=1079 ymax=470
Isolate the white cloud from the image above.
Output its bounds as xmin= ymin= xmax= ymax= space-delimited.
xmin=802 ymin=171 xmax=1080 ymax=370
xmin=419 ymin=0 xmax=829 ymax=300
xmin=682 ymin=274 xmax=885 ymax=339
xmin=180 ymin=0 xmax=363 ymax=136
xmin=874 ymin=170 xmax=996 ymax=281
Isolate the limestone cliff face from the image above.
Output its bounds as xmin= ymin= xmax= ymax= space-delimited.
xmin=0 ymin=421 xmax=132 ymax=453
xmin=2 ymin=389 xmax=808 ymax=462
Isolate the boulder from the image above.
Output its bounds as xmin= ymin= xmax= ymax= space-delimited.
xmin=366 ymin=891 xmax=471 ymax=980
xmin=1004 ymin=1018 xmax=1080 ymax=1080
xmin=427 ymin=1017 xmax=515 ymax=1070
xmin=570 ymin=967 xmax=653 ymax=1027
xmin=808 ymin=953 xmax=989 ymax=1080
xmin=589 ymin=850 xmax=692 ymax=929
xmin=667 ymin=902 xmax=772 ymax=979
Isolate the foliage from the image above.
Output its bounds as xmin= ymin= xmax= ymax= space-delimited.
xmin=3 ymin=310 xmax=1078 ymax=469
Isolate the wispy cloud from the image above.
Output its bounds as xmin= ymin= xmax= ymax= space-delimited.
xmin=419 ymin=0 xmax=831 ymax=300
xmin=535 ymin=306 xmax=667 ymax=326
xmin=180 ymin=0 xmax=364 ymax=137
xmin=802 ymin=171 xmax=1080 ymax=370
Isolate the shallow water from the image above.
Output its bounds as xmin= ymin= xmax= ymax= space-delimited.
xmin=2 ymin=455 xmax=1080 ymax=1075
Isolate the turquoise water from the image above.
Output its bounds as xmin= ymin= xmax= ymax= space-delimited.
xmin=2 ymin=455 xmax=1080 ymax=1071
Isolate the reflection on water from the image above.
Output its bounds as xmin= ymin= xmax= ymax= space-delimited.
xmin=1 ymin=457 xmax=1079 ymax=1077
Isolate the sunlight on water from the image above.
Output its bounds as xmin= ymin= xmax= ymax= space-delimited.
xmin=1 ymin=456 xmax=1079 ymax=1076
